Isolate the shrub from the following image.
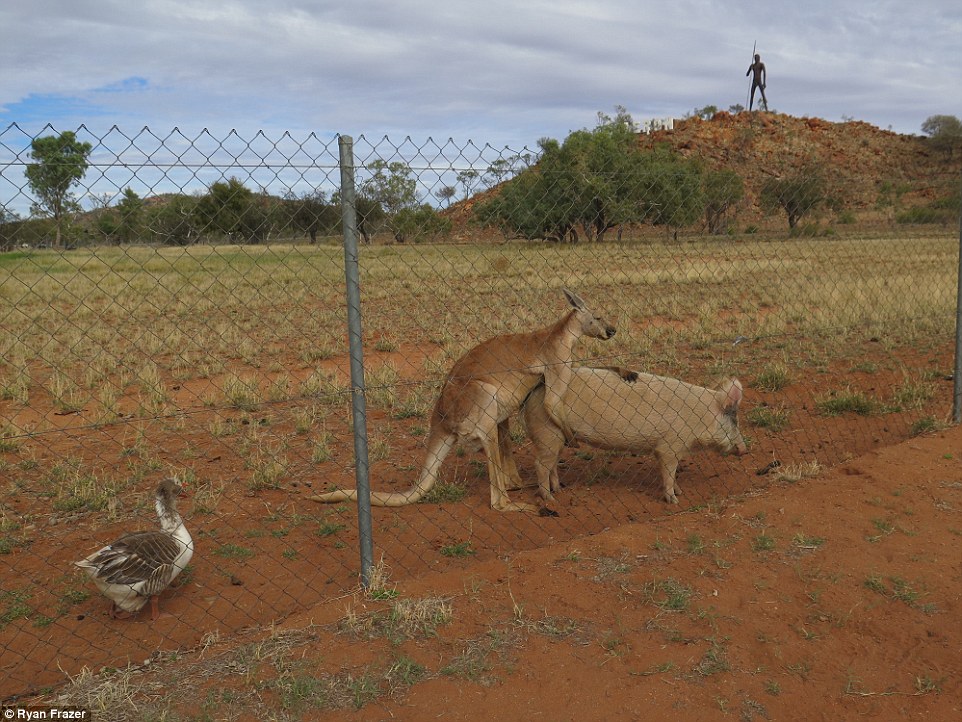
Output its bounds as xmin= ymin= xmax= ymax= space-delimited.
xmin=921 ymin=114 xmax=962 ymax=155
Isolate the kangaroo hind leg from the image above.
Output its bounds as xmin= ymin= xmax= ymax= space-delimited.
xmin=472 ymin=385 xmax=536 ymax=513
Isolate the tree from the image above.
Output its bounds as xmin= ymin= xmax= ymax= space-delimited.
xmin=702 ymin=169 xmax=744 ymax=234
xmin=760 ymin=165 xmax=827 ymax=231
xmin=473 ymin=171 xmax=560 ymax=241
xmin=24 ymin=131 xmax=93 ymax=247
xmin=358 ymin=160 xmax=419 ymax=242
xmin=89 ymin=187 xmax=146 ymax=244
xmin=360 ymin=161 xmax=417 ymax=216
xmin=688 ymin=105 xmax=719 ymax=120
xmin=475 ymin=108 xmax=706 ymax=242
xmin=1 ymin=204 xmax=20 ymax=251
xmin=331 ymin=189 xmax=386 ymax=244
xmin=115 ymin=188 xmax=145 ymax=242
xmin=86 ymin=193 xmax=113 ymax=211
xmin=287 ymin=189 xmax=339 ymax=243
xmin=455 ymin=169 xmax=480 ymax=200
xmin=434 ymin=185 xmax=456 ymax=207
xmin=633 ymin=146 xmax=704 ymax=236
xmin=524 ymin=112 xmax=652 ymax=242
xmin=921 ymin=114 xmax=962 ymax=156
xmin=147 ymin=195 xmax=199 ymax=246
xmin=354 ymin=197 xmax=385 ymax=244
xmin=195 ymin=177 xmax=265 ymax=242
xmin=393 ymin=204 xmax=452 ymax=243
xmin=483 ymin=158 xmax=514 ymax=188
xmin=595 ymin=104 xmax=635 ymax=128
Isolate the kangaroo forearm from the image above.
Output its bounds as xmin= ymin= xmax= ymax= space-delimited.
xmin=542 ymin=368 xmax=573 ymax=433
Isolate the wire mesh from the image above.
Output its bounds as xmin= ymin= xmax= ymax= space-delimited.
xmin=0 ymin=122 xmax=958 ymax=700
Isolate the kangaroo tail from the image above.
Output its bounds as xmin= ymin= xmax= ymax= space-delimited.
xmin=311 ymin=431 xmax=456 ymax=507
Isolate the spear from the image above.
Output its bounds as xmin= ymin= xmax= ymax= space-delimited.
xmin=746 ymin=39 xmax=756 ymax=111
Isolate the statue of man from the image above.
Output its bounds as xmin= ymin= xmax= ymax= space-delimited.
xmin=746 ymin=53 xmax=767 ymax=111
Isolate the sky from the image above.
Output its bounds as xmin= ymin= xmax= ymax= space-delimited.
xmin=2 ymin=0 xmax=960 ymax=149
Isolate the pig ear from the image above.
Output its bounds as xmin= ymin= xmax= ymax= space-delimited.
xmin=718 ymin=378 xmax=743 ymax=408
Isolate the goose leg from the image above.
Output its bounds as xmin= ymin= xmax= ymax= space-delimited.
xmin=110 ymin=603 xmax=135 ymax=620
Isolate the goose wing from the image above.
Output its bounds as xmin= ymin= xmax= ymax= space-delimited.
xmin=83 ymin=530 xmax=184 ymax=593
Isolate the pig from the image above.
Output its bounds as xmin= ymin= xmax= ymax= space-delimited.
xmin=522 ymin=366 xmax=747 ymax=504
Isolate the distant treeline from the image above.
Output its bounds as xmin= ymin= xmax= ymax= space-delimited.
xmin=3 ymin=115 xmax=960 ymax=251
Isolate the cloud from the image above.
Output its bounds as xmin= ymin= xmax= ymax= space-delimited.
xmin=0 ymin=0 xmax=959 ymax=146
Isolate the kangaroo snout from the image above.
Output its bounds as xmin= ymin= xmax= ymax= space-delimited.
xmin=603 ymin=325 xmax=616 ymax=339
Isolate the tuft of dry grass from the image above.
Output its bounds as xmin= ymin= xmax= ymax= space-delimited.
xmin=341 ymin=596 xmax=453 ymax=642
xmin=774 ymin=459 xmax=822 ymax=483
xmin=222 ymin=372 xmax=262 ymax=411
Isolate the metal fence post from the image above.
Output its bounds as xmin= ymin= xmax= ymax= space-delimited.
xmin=954 ymin=170 xmax=962 ymax=423
xmin=338 ymin=135 xmax=375 ymax=585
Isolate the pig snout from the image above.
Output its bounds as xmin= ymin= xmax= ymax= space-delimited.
xmin=727 ymin=432 xmax=748 ymax=456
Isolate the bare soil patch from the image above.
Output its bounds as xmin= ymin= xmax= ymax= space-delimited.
xmin=25 ymin=419 xmax=962 ymax=721
xmin=2 ymin=329 xmax=956 ymax=719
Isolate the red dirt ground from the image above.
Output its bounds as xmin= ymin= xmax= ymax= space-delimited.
xmin=7 ymin=366 xmax=958 ymax=719
xmin=220 ymin=422 xmax=962 ymax=721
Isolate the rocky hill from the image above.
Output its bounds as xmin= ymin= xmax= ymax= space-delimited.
xmin=644 ymin=111 xmax=956 ymax=211
xmin=450 ymin=112 xmax=959 ymax=237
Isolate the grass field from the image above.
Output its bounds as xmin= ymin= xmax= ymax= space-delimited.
xmin=0 ymin=233 xmax=954 ymax=417
xmin=0 ymin=231 xmax=958 ymax=702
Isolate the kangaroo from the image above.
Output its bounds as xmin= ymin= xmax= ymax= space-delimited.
xmin=523 ymin=366 xmax=747 ymax=504
xmin=311 ymin=289 xmax=616 ymax=512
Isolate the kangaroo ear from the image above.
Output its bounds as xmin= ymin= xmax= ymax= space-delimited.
xmin=563 ymin=288 xmax=586 ymax=310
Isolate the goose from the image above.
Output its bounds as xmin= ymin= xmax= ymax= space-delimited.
xmin=75 ymin=477 xmax=194 ymax=620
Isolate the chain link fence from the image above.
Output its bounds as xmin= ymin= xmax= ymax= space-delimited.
xmin=1 ymin=121 xmax=959 ymax=700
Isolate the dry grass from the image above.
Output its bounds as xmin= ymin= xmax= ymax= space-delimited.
xmin=0 ymin=239 xmax=952 ymax=489
xmin=0 ymin=238 xmax=954 ymax=429
xmin=774 ymin=460 xmax=823 ymax=483
xmin=341 ymin=595 xmax=454 ymax=642
xmin=1 ymin=234 xmax=955 ymax=705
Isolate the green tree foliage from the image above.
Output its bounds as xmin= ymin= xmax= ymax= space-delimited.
xmin=483 ymin=158 xmax=515 ymax=188
xmin=357 ymin=160 xmax=421 ymax=242
xmin=634 ymin=145 xmax=704 ymax=234
xmin=473 ymin=171 xmax=557 ymax=241
xmin=146 ymin=195 xmax=200 ymax=246
xmin=393 ymin=204 xmax=452 ymax=243
xmin=434 ymin=185 xmax=456 ymax=207
xmin=287 ymin=190 xmax=339 ymax=243
xmin=331 ymin=192 xmax=386 ymax=245
xmin=115 ymin=188 xmax=145 ymax=242
xmin=475 ymin=110 xmax=705 ymax=242
xmin=921 ymin=114 xmax=962 ymax=155
xmin=94 ymin=208 xmax=120 ymax=242
xmin=24 ymin=131 xmax=93 ymax=247
xmin=689 ymin=105 xmax=719 ymax=120
xmin=760 ymin=165 xmax=827 ymax=231
xmin=360 ymin=161 xmax=417 ymax=216
xmin=0 ymin=204 xmax=20 ymax=251
xmin=194 ymin=177 xmax=266 ymax=242
xmin=702 ymin=169 xmax=744 ymax=234
xmin=896 ymin=190 xmax=960 ymax=225
xmin=540 ymin=124 xmax=643 ymax=241
xmin=455 ymin=169 xmax=480 ymax=200
xmin=354 ymin=196 xmax=385 ymax=244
